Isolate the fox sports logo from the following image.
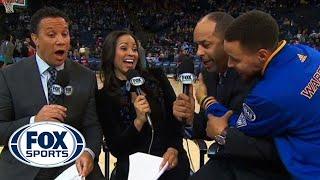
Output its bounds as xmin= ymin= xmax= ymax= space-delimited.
xmin=9 ymin=122 xmax=86 ymax=168
xmin=130 ymin=76 xmax=145 ymax=86
xmin=179 ymin=73 xmax=195 ymax=84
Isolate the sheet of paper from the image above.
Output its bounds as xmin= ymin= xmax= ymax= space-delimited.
xmin=128 ymin=152 xmax=168 ymax=180
xmin=155 ymin=161 xmax=169 ymax=179
xmin=55 ymin=164 xmax=85 ymax=180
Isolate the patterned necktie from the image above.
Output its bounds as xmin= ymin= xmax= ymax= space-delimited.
xmin=47 ymin=66 xmax=57 ymax=104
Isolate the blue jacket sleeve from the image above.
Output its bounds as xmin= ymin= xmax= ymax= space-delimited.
xmin=205 ymin=95 xmax=291 ymax=137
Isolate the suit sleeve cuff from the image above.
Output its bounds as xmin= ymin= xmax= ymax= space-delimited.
xmin=30 ymin=116 xmax=35 ymax=124
xmin=84 ymin=148 xmax=95 ymax=159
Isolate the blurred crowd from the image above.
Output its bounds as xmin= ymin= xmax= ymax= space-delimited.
xmin=1 ymin=0 xmax=320 ymax=70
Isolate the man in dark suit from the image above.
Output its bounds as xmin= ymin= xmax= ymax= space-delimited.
xmin=0 ymin=7 xmax=103 ymax=180
xmin=173 ymin=12 xmax=289 ymax=179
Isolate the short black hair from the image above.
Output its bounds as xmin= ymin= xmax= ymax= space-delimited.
xmin=200 ymin=12 xmax=234 ymax=38
xmin=30 ymin=7 xmax=70 ymax=34
xmin=225 ymin=10 xmax=279 ymax=52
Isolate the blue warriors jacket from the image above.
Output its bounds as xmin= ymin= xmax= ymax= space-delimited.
xmin=205 ymin=41 xmax=320 ymax=179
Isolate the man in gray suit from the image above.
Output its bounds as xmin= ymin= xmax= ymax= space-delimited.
xmin=0 ymin=7 xmax=103 ymax=180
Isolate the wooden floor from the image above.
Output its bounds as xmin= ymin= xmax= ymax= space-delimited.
xmin=0 ymin=76 xmax=213 ymax=177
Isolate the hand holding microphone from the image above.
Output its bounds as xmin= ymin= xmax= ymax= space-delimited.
xmin=127 ymin=69 xmax=155 ymax=154
xmin=173 ymin=88 xmax=195 ymax=125
xmin=126 ymin=69 xmax=153 ymax=129
xmin=35 ymin=104 xmax=67 ymax=123
xmin=133 ymin=95 xmax=151 ymax=130
xmin=35 ymin=69 xmax=72 ymax=122
xmin=173 ymin=58 xmax=196 ymax=124
xmin=178 ymin=57 xmax=195 ymax=96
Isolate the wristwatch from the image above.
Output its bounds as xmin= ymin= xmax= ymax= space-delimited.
xmin=214 ymin=127 xmax=228 ymax=145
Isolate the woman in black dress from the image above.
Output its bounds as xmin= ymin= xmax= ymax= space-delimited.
xmin=96 ymin=30 xmax=189 ymax=180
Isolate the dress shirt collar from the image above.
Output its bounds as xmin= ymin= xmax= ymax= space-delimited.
xmin=36 ymin=53 xmax=64 ymax=75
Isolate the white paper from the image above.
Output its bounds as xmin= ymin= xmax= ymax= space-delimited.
xmin=154 ymin=161 xmax=169 ymax=180
xmin=128 ymin=152 xmax=169 ymax=180
xmin=55 ymin=164 xmax=85 ymax=180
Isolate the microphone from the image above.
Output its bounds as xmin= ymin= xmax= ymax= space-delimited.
xmin=51 ymin=69 xmax=71 ymax=105
xmin=178 ymin=57 xmax=195 ymax=96
xmin=178 ymin=58 xmax=195 ymax=124
xmin=126 ymin=69 xmax=153 ymax=129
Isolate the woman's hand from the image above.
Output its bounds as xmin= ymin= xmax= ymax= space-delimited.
xmin=160 ymin=147 xmax=179 ymax=171
xmin=133 ymin=95 xmax=151 ymax=127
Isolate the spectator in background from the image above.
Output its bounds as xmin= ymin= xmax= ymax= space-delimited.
xmin=0 ymin=54 xmax=4 ymax=69
xmin=79 ymin=46 xmax=89 ymax=67
xmin=146 ymin=52 xmax=154 ymax=67
xmin=2 ymin=0 xmax=319 ymax=72
xmin=176 ymin=47 xmax=190 ymax=67
xmin=71 ymin=49 xmax=80 ymax=62
xmin=0 ymin=34 xmax=15 ymax=66
xmin=20 ymin=41 xmax=29 ymax=57
xmin=138 ymin=40 xmax=147 ymax=68
xmin=27 ymin=41 xmax=36 ymax=57
xmin=159 ymin=51 xmax=166 ymax=62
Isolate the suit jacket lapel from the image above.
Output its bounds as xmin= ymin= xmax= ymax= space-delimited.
xmin=27 ymin=56 xmax=47 ymax=107
xmin=64 ymin=59 xmax=75 ymax=88
xmin=63 ymin=59 xmax=76 ymax=123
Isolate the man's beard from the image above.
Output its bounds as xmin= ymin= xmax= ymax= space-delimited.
xmin=203 ymin=59 xmax=216 ymax=72
xmin=206 ymin=63 xmax=217 ymax=72
xmin=239 ymin=71 xmax=262 ymax=83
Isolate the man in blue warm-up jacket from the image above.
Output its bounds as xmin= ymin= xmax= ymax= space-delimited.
xmin=197 ymin=10 xmax=320 ymax=179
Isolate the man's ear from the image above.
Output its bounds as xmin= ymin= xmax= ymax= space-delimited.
xmin=31 ymin=33 xmax=38 ymax=48
xmin=257 ymin=49 xmax=269 ymax=63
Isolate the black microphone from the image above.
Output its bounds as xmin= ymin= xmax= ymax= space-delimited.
xmin=178 ymin=58 xmax=195 ymax=124
xmin=58 ymin=70 xmax=73 ymax=97
xmin=178 ymin=57 xmax=195 ymax=96
xmin=126 ymin=69 xmax=153 ymax=129
xmin=52 ymin=69 xmax=70 ymax=105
